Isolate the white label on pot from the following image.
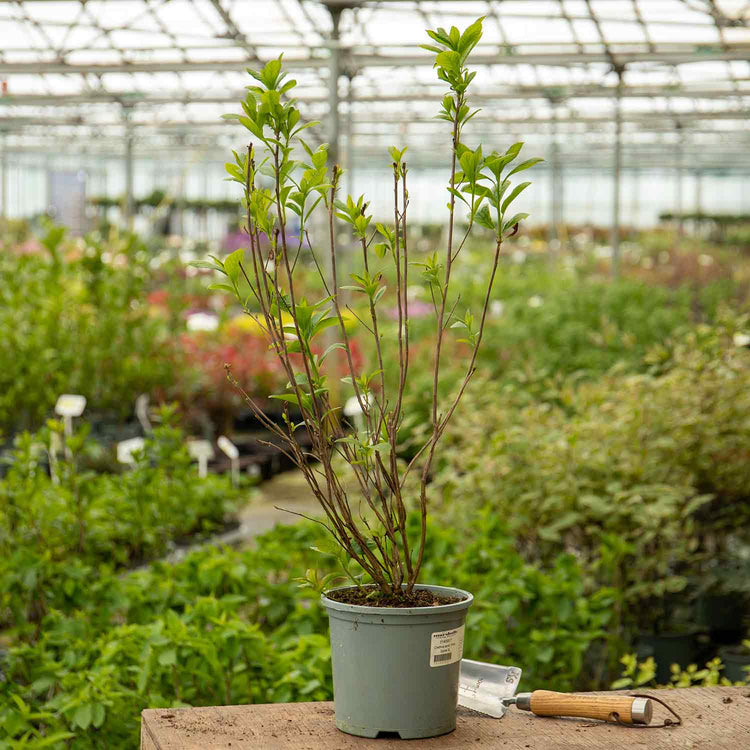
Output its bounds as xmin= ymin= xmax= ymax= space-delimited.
xmin=430 ymin=625 xmax=464 ymax=668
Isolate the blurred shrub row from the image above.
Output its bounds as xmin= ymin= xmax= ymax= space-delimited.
xmin=2 ymin=221 xmax=750 ymax=746
xmin=0 ymin=409 xmax=239 ymax=633
xmin=428 ymin=315 xmax=750 ymax=651
xmin=1 ymin=514 xmax=616 ymax=747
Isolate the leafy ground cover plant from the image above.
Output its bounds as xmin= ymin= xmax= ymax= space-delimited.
xmin=195 ymin=17 xmax=541 ymax=597
xmin=429 ymin=315 xmax=750 ymax=652
xmin=0 ymin=516 xmax=609 ymax=747
xmin=0 ymin=408 xmax=240 ymax=633
xmin=612 ymin=650 xmax=750 ymax=690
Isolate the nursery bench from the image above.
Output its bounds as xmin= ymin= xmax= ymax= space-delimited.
xmin=141 ymin=686 xmax=750 ymax=749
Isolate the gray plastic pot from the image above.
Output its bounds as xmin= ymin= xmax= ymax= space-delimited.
xmin=321 ymin=583 xmax=473 ymax=739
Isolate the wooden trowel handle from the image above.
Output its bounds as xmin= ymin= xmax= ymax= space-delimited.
xmin=527 ymin=691 xmax=650 ymax=724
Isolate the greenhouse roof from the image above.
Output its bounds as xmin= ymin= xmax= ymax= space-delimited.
xmin=1 ymin=0 xmax=749 ymax=169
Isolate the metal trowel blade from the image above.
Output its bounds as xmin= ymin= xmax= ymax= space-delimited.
xmin=458 ymin=659 xmax=522 ymax=718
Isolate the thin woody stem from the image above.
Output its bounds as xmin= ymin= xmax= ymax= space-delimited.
xmin=360 ymin=234 xmax=387 ymax=434
xmin=272 ymin=142 xmax=325 ymax=429
xmin=407 ymin=93 xmax=463 ymax=592
xmin=326 ymin=172 xmax=372 ymax=425
xmin=410 ymin=237 xmax=503 ymax=585
xmin=224 ymin=40 xmax=524 ymax=596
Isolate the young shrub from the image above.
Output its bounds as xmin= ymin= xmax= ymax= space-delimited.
xmin=194 ymin=17 xmax=542 ymax=597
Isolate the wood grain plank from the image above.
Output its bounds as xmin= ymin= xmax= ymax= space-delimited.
xmin=141 ymin=687 xmax=750 ymax=749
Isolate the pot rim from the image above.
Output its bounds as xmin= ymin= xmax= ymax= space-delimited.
xmin=321 ymin=583 xmax=473 ymax=616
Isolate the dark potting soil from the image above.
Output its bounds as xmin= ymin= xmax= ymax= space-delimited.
xmin=326 ymin=587 xmax=464 ymax=608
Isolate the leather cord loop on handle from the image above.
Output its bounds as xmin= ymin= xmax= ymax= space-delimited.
xmin=608 ymin=694 xmax=683 ymax=729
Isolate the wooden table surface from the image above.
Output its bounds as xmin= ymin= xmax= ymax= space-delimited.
xmin=141 ymin=687 xmax=750 ymax=749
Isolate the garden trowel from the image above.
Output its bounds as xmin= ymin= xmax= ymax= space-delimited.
xmin=458 ymin=659 xmax=653 ymax=725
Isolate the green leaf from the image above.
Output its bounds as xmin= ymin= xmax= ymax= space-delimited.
xmin=91 ymin=703 xmax=106 ymax=729
xmin=447 ymin=187 xmax=470 ymax=207
xmin=507 ymin=158 xmax=544 ymax=178
xmin=300 ymin=679 xmax=322 ymax=695
xmin=31 ymin=676 xmax=55 ymax=694
xmin=280 ymin=78 xmax=297 ymax=95
xmin=311 ymin=316 xmax=340 ymax=338
xmin=373 ymin=242 xmax=389 ymax=259
xmin=503 ymin=212 xmax=529 ymax=234
xmin=74 ymin=703 xmax=93 ymax=731
xmin=223 ymin=112 xmax=264 ymax=140
xmin=388 ymin=145 xmax=408 ymax=163
xmin=311 ymin=146 xmax=328 ymax=169
xmin=208 ymin=283 xmax=236 ymax=294
xmin=501 ymin=181 xmax=531 ymax=214
xmin=435 ymin=50 xmax=461 ymax=73
xmin=474 ymin=204 xmax=495 ymax=230
xmin=458 ymin=17 xmax=484 ymax=57
xmin=505 ymin=142 xmax=524 ymax=159
xmin=270 ymin=393 xmax=301 ymax=407
xmin=158 ymin=649 xmax=177 ymax=666
xmin=610 ymin=678 xmax=632 ymax=690
xmin=263 ymin=57 xmax=282 ymax=88
xmin=33 ymin=733 xmax=77 ymax=748
xmin=536 ymin=646 xmax=554 ymax=664
xmin=372 ymin=286 xmax=387 ymax=305
xmin=190 ymin=260 xmax=223 ymax=271
xmin=319 ymin=342 xmax=345 ymax=363
xmin=134 ymin=662 xmax=148 ymax=696
xmin=426 ymin=28 xmax=450 ymax=47
xmin=292 ymin=120 xmax=320 ymax=137
xmin=223 ymin=248 xmax=244 ymax=284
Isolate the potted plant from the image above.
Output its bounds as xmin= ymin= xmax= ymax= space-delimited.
xmin=193 ymin=16 xmax=541 ymax=739
xmin=694 ymin=556 xmax=750 ymax=646
xmin=718 ymin=640 xmax=750 ymax=683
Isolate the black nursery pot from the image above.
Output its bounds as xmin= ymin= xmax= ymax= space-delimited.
xmin=637 ymin=630 xmax=700 ymax=685
xmin=696 ymin=593 xmax=748 ymax=645
xmin=718 ymin=645 xmax=750 ymax=683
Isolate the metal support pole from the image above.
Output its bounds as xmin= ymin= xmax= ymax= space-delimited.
xmin=345 ymin=70 xmax=355 ymax=201
xmin=675 ymin=123 xmax=684 ymax=248
xmin=611 ymin=66 xmax=624 ymax=279
xmin=327 ymin=7 xmax=342 ymax=172
xmin=695 ymin=169 xmax=703 ymax=214
xmin=0 ymin=131 xmax=7 ymax=220
xmin=322 ymin=2 xmax=346 ymax=295
xmin=548 ymin=102 xmax=563 ymax=248
xmin=123 ymin=108 xmax=134 ymax=228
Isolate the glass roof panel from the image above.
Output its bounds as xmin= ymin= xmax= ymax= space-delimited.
xmin=0 ymin=0 xmax=747 ymax=169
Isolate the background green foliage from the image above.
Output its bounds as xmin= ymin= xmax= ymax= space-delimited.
xmin=2 ymin=216 xmax=750 ymax=746
xmin=0 ymin=409 xmax=239 ymax=634
xmin=0 ymin=226 xmax=176 ymax=435
xmin=429 ymin=314 xmax=750 ymax=642
xmin=0 ymin=516 xmax=613 ymax=747
xmin=377 ymin=253 xmax=726 ymax=446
